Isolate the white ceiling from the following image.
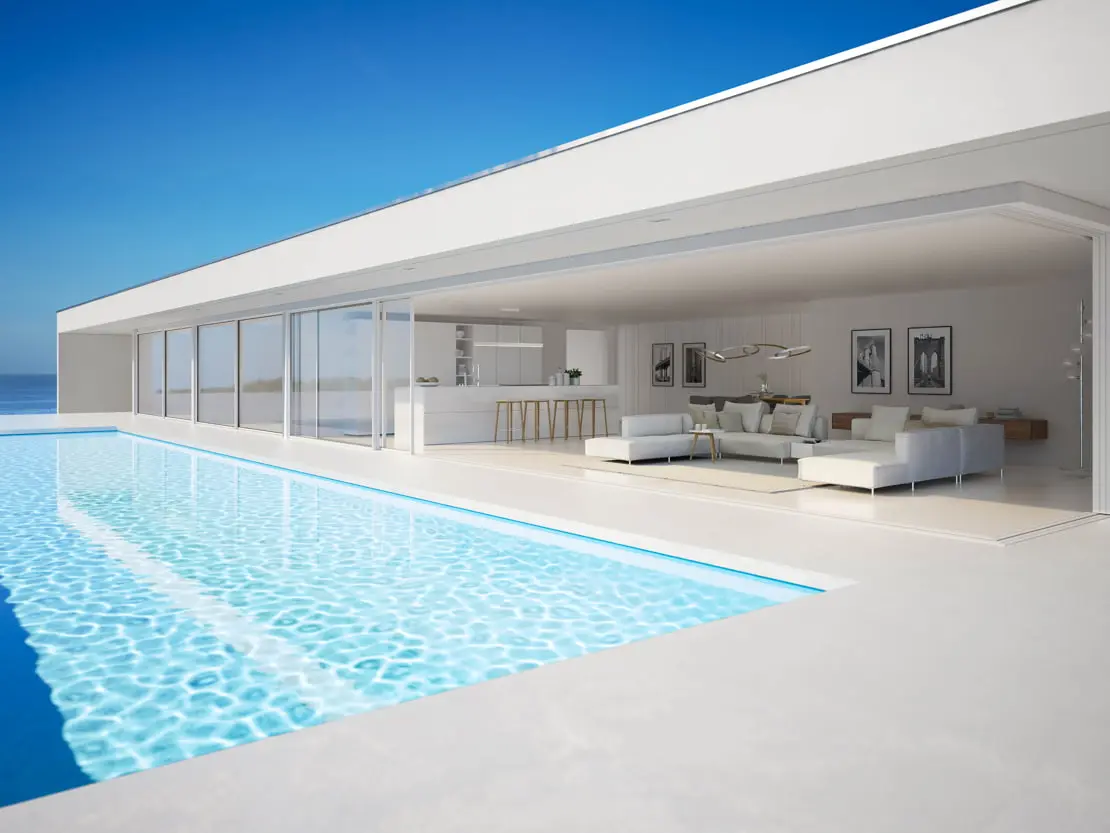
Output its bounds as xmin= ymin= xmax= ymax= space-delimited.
xmin=413 ymin=212 xmax=1092 ymax=324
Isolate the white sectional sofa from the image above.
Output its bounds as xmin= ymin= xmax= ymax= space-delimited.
xmin=797 ymin=413 xmax=1005 ymax=492
xmin=583 ymin=413 xmax=701 ymax=463
xmin=797 ymin=425 xmax=963 ymax=493
xmin=583 ymin=411 xmax=808 ymax=464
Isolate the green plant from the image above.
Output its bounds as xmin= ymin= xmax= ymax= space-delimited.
xmin=566 ymin=368 xmax=582 ymax=378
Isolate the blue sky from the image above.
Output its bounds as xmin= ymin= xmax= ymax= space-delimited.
xmin=0 ymin=0 xmax=986 ymax=374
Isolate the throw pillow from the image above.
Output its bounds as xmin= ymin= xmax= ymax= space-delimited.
xmin=759 ymin=413 xmax=773 ymax=433
xmin=723 ymin=400 xmax=767 ymax=432
xmin=922 ymin=406 xmax=978 ymax=427
xmin=687 ymin=404 xmax=719 ymax=429
xmin=865 ymin=405 xmax=910 ymax=442
xmin=769 ymin=410 xmax=801 ymax=436
xmin=717 ymin=411 xmax=746 ymax=432
xmin=771 ymin=403 xmax=817 ymax=438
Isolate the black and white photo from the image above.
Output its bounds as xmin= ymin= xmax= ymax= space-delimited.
xmin=851 ymin=328 xmax=891 ymax=394
xmin=682 ymin=342 xmax=706 ymax=387
xmin=651 ymin=342 xmax=673 ymax=387
xmin=908 ymin=326 xmax=952 ymax=395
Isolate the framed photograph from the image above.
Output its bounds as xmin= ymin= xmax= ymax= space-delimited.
xmin=908 ymin=326 xmax=952 ymax=395
xmin=851 ymin=328 xmax=891 ymax=394
xmin=682 ymin=342 xmax=706 ymax=388
xmin=651 ymin=342 xmax=674 ymax=387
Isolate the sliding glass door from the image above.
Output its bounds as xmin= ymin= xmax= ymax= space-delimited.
xmin=137 ymin=332 xmax=165 ymax=416
xmin=165 ymin=328 xmax=193 ymax=419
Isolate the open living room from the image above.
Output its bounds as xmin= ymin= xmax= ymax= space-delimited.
xmin=412 ymin=211 xmax=1096 ymax=543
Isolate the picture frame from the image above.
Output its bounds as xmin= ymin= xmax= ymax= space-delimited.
xmin=851 ymin=328 xmax=891 ymax=394
xmin=908 ymin=326 xmax=952 ymax=395
xmin=651 ymin=342 xmax=674 ymax=387
xmin=681 ymin=342 xmax=706 ymax=388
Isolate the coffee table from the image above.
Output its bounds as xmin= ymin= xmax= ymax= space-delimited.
xmin=689 ymin=429 xmax=724 ymax=462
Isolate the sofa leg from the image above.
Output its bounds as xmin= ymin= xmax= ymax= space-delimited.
xmin=870 ymin=487 xmax=874 ymax=496
xmin=1000 ymin=468 xmax=1005 ymax=481
xmin=911 ymin=481 xmax=915 ymax=492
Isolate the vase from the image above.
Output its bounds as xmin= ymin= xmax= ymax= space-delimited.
xmin=570 ymin=377 xmax=580 ymax=386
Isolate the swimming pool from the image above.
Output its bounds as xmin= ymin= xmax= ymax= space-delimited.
xmin=0 ymin=431 xmax=817 ymax=807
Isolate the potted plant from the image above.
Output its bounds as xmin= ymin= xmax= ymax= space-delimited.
xmin=567 ymin=368 xmax=582 ymax=386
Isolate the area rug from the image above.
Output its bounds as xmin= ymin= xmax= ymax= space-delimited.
xmin=561 ymin=456 xmax=820 ymax=494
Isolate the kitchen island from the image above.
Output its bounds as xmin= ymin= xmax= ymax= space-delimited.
xmin=394 ymin=385 xmax=621 ymax=450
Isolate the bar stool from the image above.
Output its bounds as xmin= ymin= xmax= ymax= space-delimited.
xmin=549 ymin=398 xmax=582 ymax=441
xmin=493 ymin=400 xmax=525 ymax=443
xmin=577 ymin=397 xmax=610 ymax=439
xmin=520 ymin=399 xmax=552 ymax=441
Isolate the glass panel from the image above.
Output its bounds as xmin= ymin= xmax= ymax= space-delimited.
xmin=317 ymin=304 xmax=375 ymax=444
xmin=165 ymin=329 xmax=193 ymax=419
xmin=137 ymin=332 xmax=164 ymax=416
xmin=381 ymin=299 xmax=412 ymax=451
xmin=197 ymin=323 xmax=236 ymax=426
xmin=291 ymin=311 xmax=319 ymax=438
xmin=238 ymin=316 xmax=284 ymax=432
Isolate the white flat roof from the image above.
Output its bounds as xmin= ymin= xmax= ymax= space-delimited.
xmin=60 ymin=0 xmax=1110 ymax=333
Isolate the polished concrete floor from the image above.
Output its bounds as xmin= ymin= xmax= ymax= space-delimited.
xmin=2 ymin=413 xmax=1108 ymax=832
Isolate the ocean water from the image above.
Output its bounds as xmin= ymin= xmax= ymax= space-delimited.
xmin=0 ymin=374 xmax=57 ymax=415
xmin=0 ymin=431 xmax=818 ymax=807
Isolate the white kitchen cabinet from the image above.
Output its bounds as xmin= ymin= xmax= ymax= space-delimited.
xmin=496 ymin=346 xmax=521 ymax=385
xmin=520 ymin=343 xmax=543 ymax=383
xmin=414 ymin=322 xmax=456 ymax=384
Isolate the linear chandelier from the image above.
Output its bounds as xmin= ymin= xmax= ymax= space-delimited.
xmin=695 ymin=343 xmax=812 ymax=362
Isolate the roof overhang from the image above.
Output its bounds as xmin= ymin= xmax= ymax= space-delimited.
xmin=58 ymin=0 xmax=1110 ymax=334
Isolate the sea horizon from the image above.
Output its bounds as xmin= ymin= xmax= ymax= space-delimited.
xmin=0 ymin=373 xmax=58 ymax=415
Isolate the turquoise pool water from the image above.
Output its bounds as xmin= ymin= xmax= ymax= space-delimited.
xmin=0 ymin=431 xmax=816 ymax=807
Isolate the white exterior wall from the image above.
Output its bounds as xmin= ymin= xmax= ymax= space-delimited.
xmin=626 ymin=277 xmax=1090 ymax=469
xmin=57 ymin=333 xmax=133 ymax=414
xmin=57 ymin=0 xmax=1110 ymax=333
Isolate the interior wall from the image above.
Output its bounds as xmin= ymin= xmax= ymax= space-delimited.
xmin=628 ymin=276 xmax=1090 ymax=467
xmin=57 ymin=333 xmax=133 ymax=413
xmin=565 ymin=329 xmax=610 ymax=384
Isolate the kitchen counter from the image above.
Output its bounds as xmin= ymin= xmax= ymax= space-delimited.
xmin=395 ymin=385 xmax=621 ymax=449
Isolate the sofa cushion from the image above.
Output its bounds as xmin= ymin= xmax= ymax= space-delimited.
xmin=865 ymin=406 xmax=909 ymax=441
xmin=759 ymin=413 xmax=773 ymax=433
xmin=687 ymin=404 xmax=720 ymax=429
xmin=722 ymin=400 xmax=766 ymax=432
xmin=770 ymin=410 xmax=801 ymax=435
xmin=622 ymin=413 xmax=691 ymax=438
xmin=922 ymin=406 xmax=978 ymax=427
xmin=772 ymin=403 xmax=817 ymax=437
xmin=717 ymin=432 xmax=795 ymax=460
xmin=717 ymin=410 xmax=746 ymax=432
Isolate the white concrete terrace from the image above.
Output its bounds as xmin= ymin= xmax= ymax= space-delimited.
xmin=2 ymin=413 xmax=1108 ymax=832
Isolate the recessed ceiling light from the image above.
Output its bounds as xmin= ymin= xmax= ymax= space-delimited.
xmin=402 ymin=266 xmax=415 ymax=271
xmin=499 ymin=307 xmax=520 ymax=313
xmin=647 ymin=217 xmax=671 ymax=223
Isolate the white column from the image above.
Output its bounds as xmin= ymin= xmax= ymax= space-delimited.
xmin=616 ymin=325 xmax=640 ymax=417
xmin=408 ymin=298 xmax=416 ymax=455
xmin=131 ymin=332 xmax=138 ymax=414
xmin=282 ymin=313 xmax=291 ymax=438
xmin=1093 ymin=233 xmax=1109 ymax=514
xmin=191 ymin=326 xmax=199 ymax=423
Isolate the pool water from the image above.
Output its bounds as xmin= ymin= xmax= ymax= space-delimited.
xmin=0 ymin=432 xmax=816 ymax=807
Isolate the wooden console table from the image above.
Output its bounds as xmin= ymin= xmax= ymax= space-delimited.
xmin=830 ymin=412 xmax=1048 ymax=441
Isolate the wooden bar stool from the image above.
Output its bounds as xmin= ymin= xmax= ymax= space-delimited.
xmin=577 ymin=397 xmax=610 ymax=439
xmin=493 ymin=400 xmax=525 ymax=443
xmin=549 ymin=399 xmax=582 ymax=441
xmin=520 ymin=399 xmax=551 ymax=441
